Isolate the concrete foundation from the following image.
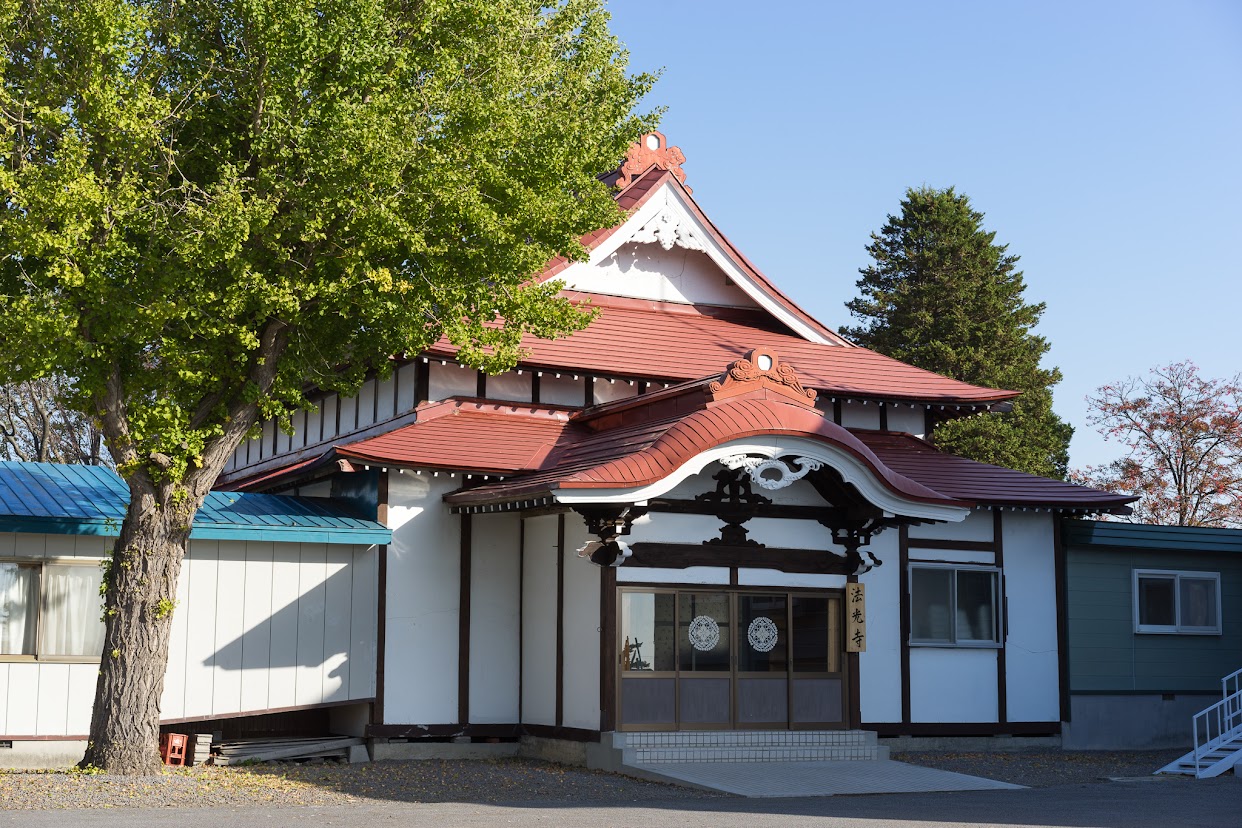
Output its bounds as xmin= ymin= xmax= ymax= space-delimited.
xmin=0 ymin=740 xmax=88 ymax=770
xmin=517 ymin=735 xmax=590 ymax=766
xmin=881 ymin=735 xmax=1062 ymax=753
xmin=370 ymin=740 xmax=519 ymax=761
xmin=1061 ymin=694 xmax=1212 ymax=750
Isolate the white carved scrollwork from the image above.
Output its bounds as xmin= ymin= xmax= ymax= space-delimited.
xmin=720 ymin=455 xmax=823 ymax=490
xmin=631 ymin=208 xmax=708 ymax=252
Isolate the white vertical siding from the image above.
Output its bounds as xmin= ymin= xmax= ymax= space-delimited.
xmin=469 ymin=514 xmax=521 ymax=723
xmin=34 ymin=663 xmax=69 ymax=736
xmin=539 ymin=374 xmax=584 ymax=406
xmin=182 ymin=541 xmax=219 ymax=718
xmin=348 ymin=546 xmax=377 ymax=701
xmin=322 ymin=546 xmax=352 ymax=703
xmin=521 ymin=515 xmax=559 ymax=727
xmin=357 ymin=378 xmax=377 ymax=430
xmin=428 ymin=362 xmax=477 ymax=402
xmin=396 ymin=363 xmax=419 ymax=413
xmin=212 ymin=541 xmax=247 ymax=715
xmin=839 ymin=401 xmax=880 ymax=430
xmin=6 ymin=664 xmax=38 ymax=734
xmin=383 ymin=473 xmax=461 ymax=723
xmin=858 ymin=529 xmax=903 ymax=723
xmin=909 ymin=509 xmax=995 ymax=542
xmin=294 ymin=544 xmax=327 ymax=708
xmin=909 ymin=648 xmax=999 ymax=722
xmin=0 ymin=664 xmax=8 ymax=733
xmin=239 ymin=542 xmax=274 ymax=712
xmin=561 ymin=517 xmax=601 ymax=731
xmin=488 ymin=371 xmax=533 ymax=403
xmin=1001 ymin=511 xmax=1060 ymax=721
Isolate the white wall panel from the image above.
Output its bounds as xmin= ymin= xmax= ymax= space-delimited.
xmin=886 ymin=405 xmax=925 ymax=437
xmin=736 ymin=570 xmax=847 ymax=589
xmin=322 ymin=546 xmax=352 ymax=703
xmin=858 ymin=530 xmax=902 ymax=723
xmin=320 ymin=394 xmax=339 ymax=441
xmin=212 ymin=541 xmax=246 ymax=715
xmin=43 ymin=534 xmax=75 ymax=559
xmin=267 ymin=544 xmax=303 ymax=709
xmin=521 ymin=515 xmax=559 ymax=726
xmin=182 ymin=541 xmax=219 ymax=719
xmin=840 ymin=401 xmax=880 ymax=430
xmin=376 ymin=374 xmax=397 ymax=422
xmin=160 ymin=545 xmax=192 ymax=720
xmin=66 ymin=664 xmax=96 ymax=736
xmin=592 ymin=378 xmax=637 ymax=404
xmin=469 ymin=514 xmax=521 ymax=723
xmin=910 ymin=647 xmax=998 ymax=722
xmin=488 ymin=371 xmax=533 ymax=403
xmin=1001 ymin=511 xmax=1060 ymax=721
xmin=357 ymin=379 xmax=377 ymax=430
xmin=908 ymin=549 xmax=994 ymax=566
xmin=616 ymin=566 xmax=730 ymax=585
xmin=348 ymin=546 xmax=377 ymax=701
xmin=561 ymin=518 xmax=600 ymax=731
xmin=239 ymin=542 xmax=274 ymax=713
xmin=539 ymin=374 xmax=584 ymax=406
xmin=563 ymin=242 xmax=758 ymax=307
xmin=294 ymin=544 xmax=327 ymax=708
xmin=428 ymin=362 xmax=477 ymax=402
xmin=909 ymin=509 xmax=995 ymax=542
xmin=396 ymin=363 xmax=419 ymax=413
xmin=34 ymin=663 xmax=69 ymax=736
xmin=0 ymin=664 xmax=8 ymax=733
xmin=383 ymin=473 xmax=461 ymax=723
xmin=6 ymin=663 xmax=37 ymax=735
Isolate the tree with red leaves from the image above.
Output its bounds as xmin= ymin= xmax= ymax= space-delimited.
xmin=1075 ymin=362 xmax=1242 ymax=527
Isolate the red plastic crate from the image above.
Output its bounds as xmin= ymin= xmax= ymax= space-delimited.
xmin=159 ymin=732 xmax=188 ymax=766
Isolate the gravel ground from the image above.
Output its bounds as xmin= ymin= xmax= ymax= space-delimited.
xmin=891 ymin=748 xmax=1191 ymax=787
xmin=0 ymin=757 xmax=725 ymax=810
xmin=0 ymin=749 xmax=1209 ymax=810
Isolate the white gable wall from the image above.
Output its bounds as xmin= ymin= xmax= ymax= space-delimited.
xmin=566 ymin=242 xmax=758 ymax=308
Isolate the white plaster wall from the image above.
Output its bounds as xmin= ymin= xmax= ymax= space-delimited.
xmin=591 ymin=378 xmax=638 ymax=405
xmin=2 ymin=537 xmax=376 ymax=737
xmin=736 ymin=570 xmax=847 ymax=589
xmin=857 ymin=529 xmax=902 ymax=723
xmin=564 ymin=242 xmax=759 ymax=308
xmin=909 ymin=648 xmax=999 ymax=722
xmin=385 ymin=473 xmax=461 ymax=724
xmin=908 ymin=549 xmax=994 ymax=566
xmin=909 ymin=509 xmax=995 ymax=542
xmin=539 ymin=374 xmax=585 ymax=407
xmin=616 ymin=566 xmax=729 ymax=585
xmin=521 ymin=515 xmax=559 ymax=726
xmin=885 ymin=406 xmax=925 ymax=437
xmin=839 ymin=401 xmax=880 ymax=430
xmin=561 ymin=518 xmax=601 ymax=731
xmin=428 ymin=362 xmax=477 ymax=402
xmin=1000 ymin=511 xmax=1060 ymax=722
xmin=487 ymin=371 xmax=534 ymax=403
xmin=469 ymin=514 xmax=521 ymax=723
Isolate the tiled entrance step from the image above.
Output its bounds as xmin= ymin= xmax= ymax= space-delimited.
xmin=615 ymin=730 xmax=888 ymax=764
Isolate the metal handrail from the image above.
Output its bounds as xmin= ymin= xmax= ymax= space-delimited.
xmin=1191 ymin=676 xmax=1242 ymax=777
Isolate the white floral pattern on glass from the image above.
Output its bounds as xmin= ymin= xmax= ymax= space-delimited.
xmin=687 ymin=615 xmax=720 ymax=652
xmin=747 ymin=616 xmax=779 ymax=652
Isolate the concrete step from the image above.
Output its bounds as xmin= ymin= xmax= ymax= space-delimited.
xmin=619 ymin=730 xmax=877 ymax=749
xmin=631 ymin=745 xmax=886 ymax=763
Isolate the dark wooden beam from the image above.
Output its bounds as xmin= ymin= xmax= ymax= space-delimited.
xmin=627 ymin=542 xmax=854 ymax=575
xmin=599 ymin=566 xmax=617 ymax=733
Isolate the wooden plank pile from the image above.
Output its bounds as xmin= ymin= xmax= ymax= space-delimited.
xmin=211 ymin=736 xmax=365 ymax=765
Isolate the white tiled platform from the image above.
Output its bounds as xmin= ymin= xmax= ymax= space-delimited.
xmin=607 ymin=731 xmax=1022 ymax=796
xmin=630 ymin=758 xmax=1024 ymax=797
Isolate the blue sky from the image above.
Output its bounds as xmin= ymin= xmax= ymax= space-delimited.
xmin=606 ymin=0 xmax=1242 ymax=471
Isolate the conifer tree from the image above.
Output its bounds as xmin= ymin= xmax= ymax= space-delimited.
xmin=842 ymin=187 xmax=1073 ymax=479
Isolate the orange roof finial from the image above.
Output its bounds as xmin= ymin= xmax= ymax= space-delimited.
xmin=708 ymin=349 xmax=817 ymax=406
xmin=616 ymin=131 xmax=691 ymax=193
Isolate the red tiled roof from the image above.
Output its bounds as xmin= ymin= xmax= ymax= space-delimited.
xmin=444 ymin=391 xmax=961 ymax=508
xmin=428 ymin=297 xmax=1018 ymax=405
xmin=853 ymin=431 xmax=1136 ymax=510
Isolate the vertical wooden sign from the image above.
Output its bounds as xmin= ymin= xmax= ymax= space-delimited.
xmin=845 ymin=582 xmax=866 ymax=652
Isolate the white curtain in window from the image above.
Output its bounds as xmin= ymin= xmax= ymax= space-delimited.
xmin=0 ymin=563 xmax=38 ymax=655
xmin=41 ymin=565 xmax=106 ymax=658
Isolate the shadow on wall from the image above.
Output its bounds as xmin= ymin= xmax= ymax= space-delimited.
xmin=200 ymin=543 xmax=375 ymax=709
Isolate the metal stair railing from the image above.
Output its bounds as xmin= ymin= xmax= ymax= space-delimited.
xmin=1191 ymin=668 xmax=1242 ymax=777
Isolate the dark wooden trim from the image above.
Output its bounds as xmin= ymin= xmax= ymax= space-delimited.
xmin=899 ymin=525 xmax=911 ymax=725
xmin=994 ymin=509 xmax=1007 ymax=725
xmin=375 ymin=471 xmax=389 ymax=726
xmin=600 ymin=566 xmax=617 ymax=733
xmin=879 ymin=403 xmax=888 ymax=431
xmin=1054 ymin=516 xmax=1071 ymax=722
xmin=518 ymin=517 xmax=526 ymax=723
xmin=531 ymin=372 xmax=541 ymax=404
xmin=459 ymin=512 xmax=472 ymax=726
xmin=584 ymin=376 xmax=595 ymax=407
xmin=414 ymin=360 xmax=430 ymax=404
xmin=846 ymin=573 xmax=862 ymax=730
xmin=161 ymin=698 xmax=375 ymax=726
xmin=476 ymin=371 xmax=487 ymax=399
xmin=628 ymin=542 xmax=853 ymax=575
xmin=522 ymin=724 xmax=602 ymax=743
xmin=832 ymin=398 xmax=843 ymax=425
xmin=905 ymin=538 xmax=996 ymax=552
xmin=555 ymin=514 xmax=566 ymax=728
xmin=729 ymin=567 xmax=739 ymax=586
xmin=866 ymin=721 xmax=1061 ymax=738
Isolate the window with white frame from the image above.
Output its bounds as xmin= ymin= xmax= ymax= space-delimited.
xmin=1134 ymin=569 xmax=1221 ymax=635
xmin=0 ymin=561 xmax=106 ymax=658
xmin=909 ymin=564 xmax=1002 ymax=646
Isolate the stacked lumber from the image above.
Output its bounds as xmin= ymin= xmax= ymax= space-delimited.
xmin=212 ymin=736 xmax=364 ymax=766
xmin=189 ymin=733 xmax=214 ymax=766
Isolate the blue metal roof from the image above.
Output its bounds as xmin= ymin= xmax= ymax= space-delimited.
xmin=0 ymin=462 xmax=390 ymax=544
xmin=1063 ymin=519 xmax=1242 ymax=555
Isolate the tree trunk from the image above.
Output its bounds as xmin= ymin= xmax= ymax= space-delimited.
xmin=80 ymin=478 xmax=203 ymax=774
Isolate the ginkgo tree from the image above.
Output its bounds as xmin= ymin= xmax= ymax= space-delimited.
xmin=1075 ymin=362 xmax=1242 ymax=527
xmin=0 ymin=0 xmax=654 ymax=774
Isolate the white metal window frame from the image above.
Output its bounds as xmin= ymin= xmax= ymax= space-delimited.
xmin=0 ymin=557 xmax=106 ymax=663
xmin=1132 ymin=568 xmax=1222 ymax=635
xmin=908 ymin=563 xmax=1003 ymax=648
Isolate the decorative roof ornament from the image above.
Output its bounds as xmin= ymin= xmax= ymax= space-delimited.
xmin=708 ymin=348 xmax=818 ymax=405
xmin=630 ymin=206 xmax=708 ymax=252
xmin=721 ymin=455 xmax=824 ymax=491
xmin=616 ymin=131 xmax=691 ymax=193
